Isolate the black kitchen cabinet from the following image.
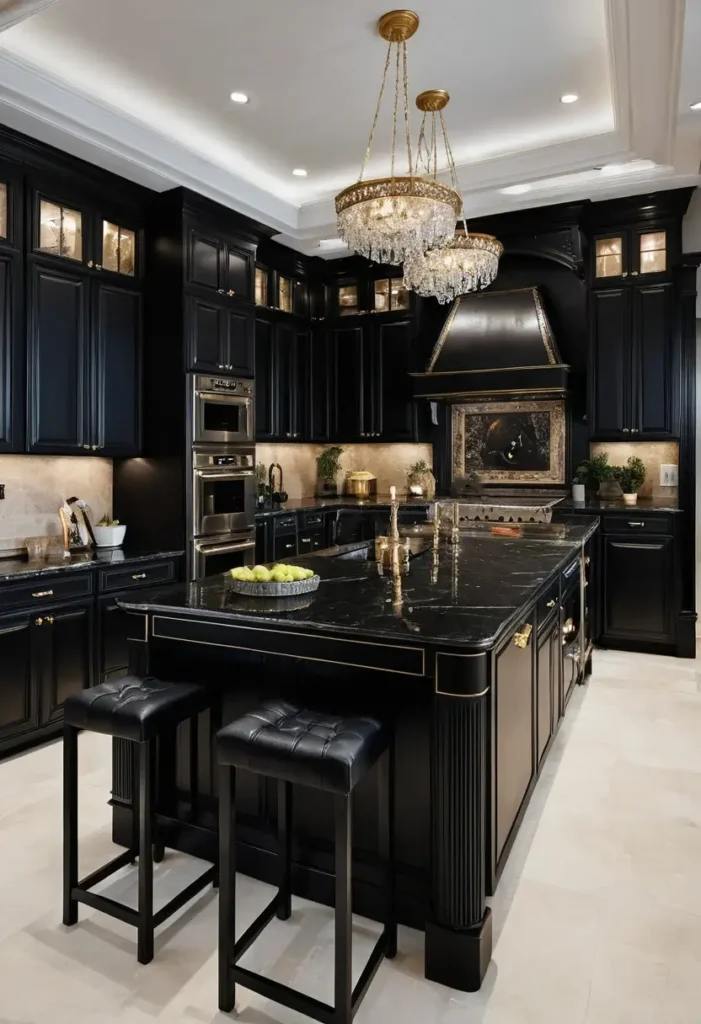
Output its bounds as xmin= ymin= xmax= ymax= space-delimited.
xmin=331 ymin=323 xmax=365 ymax=440
xmin=94 ymin=279 xmax=141 ymax=455
xmin=27 ymin=259 xmax=90 ymax=452
xmin=305 ymin=326 xmax=330 ymax=442
xmin=187 ymin=294 xmax=254 ymax=376
xmin=591 ymin=223 xmax=677 ymax=286
xmin=275 ymin=322 xmax=298 ymax=439
xmin=96 ymin=594 xmax=136 ymax=683
xmin=38 ymin=603 xmax=93 ymax=725
xmin=0 ymin=612 xmax=36 ymax=748
xmin=254 ymin=319 xmax=328 ymax=442
xmin=375 ymin=318 xmax=417 ymax=441
xmin=186 ymin=224 xmax=254 ymax=303
xmin=602 ymin=533 xmax=675 ymax=645
xmin=589 ymin=282 xmax=676 ymax=438
xmin=494 ymin=628 xmax=534 ymax=864
xmin=0 ymin=249 xmax=22 ymax=452
xmin=536 ymin=613 xmax=559 ymax=767
xmin=255 ymin=318 xmax=276 ymax=440
xmin=274 ymin=533 xmax=298 ymax=561
xmin=27 ymin=259 xmax=143 ymax=455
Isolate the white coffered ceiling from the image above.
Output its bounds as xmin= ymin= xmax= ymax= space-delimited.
xmin=0 ymin=0 xmax=698 ymax=256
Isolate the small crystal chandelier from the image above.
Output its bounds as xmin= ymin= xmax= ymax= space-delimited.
xmin=403 ymin=90 xmax=503 ymax=302
xmin=334 ymin=11 xmax=461 ymax=265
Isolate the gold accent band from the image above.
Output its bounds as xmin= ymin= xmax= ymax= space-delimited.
xmin=335 ymin=175 xmax=462 ymax=216
xmin=410 ymin=363 xmax=571 ymax=377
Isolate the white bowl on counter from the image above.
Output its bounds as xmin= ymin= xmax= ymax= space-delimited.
xmin=93 ymin=524 xmax=127 ymax=548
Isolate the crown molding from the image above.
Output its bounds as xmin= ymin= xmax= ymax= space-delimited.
xmin=0 ymin=0 xmax=62 ymax=32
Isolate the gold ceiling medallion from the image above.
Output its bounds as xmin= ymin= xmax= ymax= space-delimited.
xmin=334 ymin=11 xmax=461 ymax=265
xmin=403 ymin=92 xmax=503 ymax=302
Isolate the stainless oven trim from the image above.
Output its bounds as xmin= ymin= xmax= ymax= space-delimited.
xmin=194 ymin=537 xmax=256 ymax=556
xmin=192 ymin=386 xmax=254 ymax=445
xmin=193 ymin=466 xmax=257 ymax=537
xmin=191 ymin=531 xmax=256 ymax=580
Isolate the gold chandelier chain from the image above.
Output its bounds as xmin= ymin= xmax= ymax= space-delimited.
xmin=402 ymin=41 xmax=413 ymax=176
xmin=359 ymin=41 xmax=393 ymax=182
xmin=432 ymin=110 xmax=437 ymax=180
xmin=391 ymin=41 xmax=400 ymax=179
xmin=415 ymin=112 xmax=431 ymax=176
xmin=439 ymin=109 xmax=467 ymax=231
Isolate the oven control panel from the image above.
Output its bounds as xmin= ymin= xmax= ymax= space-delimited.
xmin=192 ymin=445 xmax=255 ymax=471
xmin=195 ymin=374 xmax=254 ymax=396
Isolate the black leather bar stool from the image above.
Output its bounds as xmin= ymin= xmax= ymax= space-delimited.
xmin=63 ymin=674 xmax=216 ymax=964
xmin=216 ymin=699 xmax=396 ymax=1024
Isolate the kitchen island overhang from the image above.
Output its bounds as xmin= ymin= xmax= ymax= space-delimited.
xmin=114 ymin=518 xmax=598 ymax=993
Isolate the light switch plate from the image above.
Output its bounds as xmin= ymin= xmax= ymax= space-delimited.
xmin=659 ymin=464 xmax=678 ymax=486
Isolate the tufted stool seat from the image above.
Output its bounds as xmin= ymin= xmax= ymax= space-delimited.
xmin=62 ymin=674 xmax=215 ymax=965
xmin=217 ymin=699 xmax=396 ymax=1023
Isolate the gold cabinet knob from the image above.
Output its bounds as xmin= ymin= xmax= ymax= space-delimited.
xmin=227 ymin=289 xmax=235 ymax=296
xmin=35 ymin=617 xmax=43 ymax=626
xmin=546 ymin=599 xmax=557 ymax=608
xmin=513 ymin=623 xmax=533 ymax=648
xmin=46 ymin=615 xmax=54 ymax=625
xmin=83 ymin=444 xmax=91 ymax=449
xmin=86 ymin=260 xmax=94 ymax=268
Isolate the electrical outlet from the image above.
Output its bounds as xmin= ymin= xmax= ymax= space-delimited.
xmin=659 ymin=464 xmax=678 ymax=487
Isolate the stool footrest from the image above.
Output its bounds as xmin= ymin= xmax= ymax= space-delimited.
xmin=231 ymin=965 xmax=334 ymax=1024
xmin=351 ymin=928 xmax=391 ymax=1012
xmin=233 ymin=891 xmax=285 ymax=963
xmin=152 ymin=866 xmax=216 ymax=928
xmin=73 ymin=888 xmax=140 ymax=927
xmin=77 ymin=849 xmax=135 ymax=893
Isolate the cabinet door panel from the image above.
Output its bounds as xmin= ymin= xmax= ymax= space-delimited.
xmin=536 ymin=624 xmax=555 ymax=765
xmin=186 ymin=293 xmax=225 ymax=372
xmin=274 ymin=533 xmax=298 ymax=561
xmin=255 ymin=319 xmax=276 ymax=440
xmin=27 ymin=260 xmax=90 ymax=452
xmin=224 ymin=243 xmax=253 ymax=301
xmin=589 ymin=288 xmax=630 ymax=436
xmin=603 ymin=536 xmax=674 ymax=643
xmin=187 ymin=229 xmax=221 ymax=291
xmin=633 ymin=282 xmax=674 ymax=435
xmin=307 ymin=327 xmax=330 ymax=442
xmin=98 ymin=599 xmax=131 ymax=682
xmin=0 ymin=613 xmax=36 ymax=746
xmin=224 ymin=307 xmax=254 ymax=377
xmin=94 ymin=281 xmax=141 ymax=455
xmin=0 ymin=250 xmax=20 ymax=452
xmin=332 ymin=326 xmax=364 ymax=439
xmin=375 ymin=319 xmax=416 ymax=441
xmin=39 ymin=604 xmax=92 ymax=725
xmin=275 ymin=323 xmax=297 ymax=439
xmin=495 ymin=636 xmax=534 ymax=860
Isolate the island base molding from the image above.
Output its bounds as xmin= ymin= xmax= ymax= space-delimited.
xmin=425 ymin=910 xmax=493 ymax=992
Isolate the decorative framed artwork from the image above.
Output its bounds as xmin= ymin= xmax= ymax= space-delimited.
xmin=452 ymin=399 xmax=566 ymax=485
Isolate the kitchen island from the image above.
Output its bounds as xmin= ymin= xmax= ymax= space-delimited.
xmin=115 ymin=518 xmax=598 ymax=991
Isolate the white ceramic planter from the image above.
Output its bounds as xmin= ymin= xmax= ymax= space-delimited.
xmin=93 ymin=524 xmax=127 ymax=547
xmin=622 ymin=493 xmax=638 ymax=506
xmin=572 ymin=483 xmax=586 ymax=503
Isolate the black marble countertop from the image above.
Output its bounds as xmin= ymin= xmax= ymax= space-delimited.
xmin=556 ymin=495 xmax=680 ymax=513
xmin=0 ymin=547 xmax=184 ymax=582
xmin=255 ymin=496 xmax=431 ymax=518
xmin=118 ymin=518 xmax=598 ymax=651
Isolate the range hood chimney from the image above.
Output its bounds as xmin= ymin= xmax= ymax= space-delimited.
xmin=412 ymin=286 xmax=569 ymax=399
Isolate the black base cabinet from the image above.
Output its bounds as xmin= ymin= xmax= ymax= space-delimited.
xmin=602 ymin=533 xmax=675 ymax=646
xmin=0 ymin=612 xmax=36 ymax=747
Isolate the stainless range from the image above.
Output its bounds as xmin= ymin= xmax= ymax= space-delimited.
xmin=190 ymin=445 xmax=256 ymax=580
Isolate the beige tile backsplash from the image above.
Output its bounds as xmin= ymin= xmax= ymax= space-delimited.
xmin=0 ymin=455 xmax=113 ymax=556
xmin=255 ymin=443 xmax=433 ymax=499
xmin=589 ymin=440 xmax=679 ymax=497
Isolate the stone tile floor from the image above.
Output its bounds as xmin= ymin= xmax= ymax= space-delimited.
xmin=1 ymin=648 xmax=701 ymax=1023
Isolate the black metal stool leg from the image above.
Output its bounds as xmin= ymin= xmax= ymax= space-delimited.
xmin=334 ymin=794 xmax=353 ymax=1024
xmin=277 ymin=780 xmax=293 ymax=921
xmin=130 ymin=741 xmax=139 ymax=864
xmin=190 ymin=713 xmax=199 ymax=821
xmin=151 ymin=737 xmax=165 ymax=864
xmin=137 ymin=739 xmax=154 ymax=965
xmin=378 ymin=743 xmax=397 ymax=959
xmin=63 ymin=724 xmax=79 ymax=927
xmin=219 ymin=764 xmax=236 ymax=1013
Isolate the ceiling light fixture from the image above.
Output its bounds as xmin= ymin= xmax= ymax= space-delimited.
xmin=402 ymin=90 xmax=502 ymax=303
xmin=560 ymin=93 xmax=578 ymax=104
xmin=501 ymin=183 xmax=531 ymax=195
xmin=292 ymin=168 xmax=308 ymax=177
xmin=230 ymin=92 xmax=249 ymax=104
xmin=334 ymin=10 xmax=461 ymax=265
xmin=689 ymin=100 xmax=701 ymax=111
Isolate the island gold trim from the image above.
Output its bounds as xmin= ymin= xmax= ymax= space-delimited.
xmin=151 ymin=615 xmax=427 ymax=677
xmin=127 ymin=614 xmax=149 ymax=643
xmin=435 ymin=650 xmax=490 ymax=697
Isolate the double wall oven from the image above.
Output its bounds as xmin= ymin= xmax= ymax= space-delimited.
xmin=190 ymin=375 xmax=256 ymax=579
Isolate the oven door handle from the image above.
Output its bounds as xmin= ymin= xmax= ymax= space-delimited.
xmin=195 ymin=391 xmax=250 ymax=402
xmin=195 ymin=470 xmax=255 ymax=481
xmin=195 ymin=539 xmax=256 ymax=556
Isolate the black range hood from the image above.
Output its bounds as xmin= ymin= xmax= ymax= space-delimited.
xmin=412 ymin=286 xmax=569 ymax=399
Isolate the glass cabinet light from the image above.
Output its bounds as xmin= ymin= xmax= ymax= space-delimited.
xmin=102 ymin=221 xmax=135 ymax=275
xmin=39 ymin=200 xmax=82 ymax=260
xmin=639 ymin=231 xmax=666 ymax=274
xmin=338 ymin=284 xmax=358 ymax=315
xmin=279 ymin=275 xmax=292 ymax=312
xmin=0 ymin=184 xmax=7 ymax=239
xmin=374 ymin=279 xmax=390 ymax=311
xmin=255 ymin=266 xmax=268 ymax=306
xmin=595 ymin=237 xmax=623 ymax=278
xmin=390 ymin=279 xmax=409 ymax=310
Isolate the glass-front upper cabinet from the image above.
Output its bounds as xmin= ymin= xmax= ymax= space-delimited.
xmin=278 ymin=275 xmax=293 ymax=313
xmin=0 ymin=183 xmax=8 ymax=242
xmin=338 ymin=283 xmax=359 ymax=315
xmin=373 ymin=277 xmax=410 ymax=313
xmin=38 ymin=198 xmax=84 ymax=262
xmin=593 ymin=227 xmax=669 ymax=282
xmin=255 ymin=266 xmax=268 ymax=306
xmin=101 ymin=220 xmax=136 ymax=275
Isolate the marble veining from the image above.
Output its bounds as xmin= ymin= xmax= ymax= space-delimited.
xmin=0 ymin=548 xmax=184 ymax=582
xmin=119 ymin=521 xmax=598 ymax=650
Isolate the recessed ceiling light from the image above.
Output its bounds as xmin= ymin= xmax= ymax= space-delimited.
xmin=230 ymin=91 xmax=249 ymax=104
xmin=690 ymin=100 xmax=701 ymax=110
xmin=501 ymin=183 xmax=531 ymax=195
xmin=292 ymin=168 xmax=308 ymax=177
xmin=560 ymin=93 xmax=579 ymax=104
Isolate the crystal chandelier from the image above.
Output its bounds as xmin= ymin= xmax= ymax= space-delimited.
xmin=403 ymin=90 xmax=503 ymax=302
xmin=334 ymin=11 xmax=461 ymax=265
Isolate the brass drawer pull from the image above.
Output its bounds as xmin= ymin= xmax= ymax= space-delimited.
xmin=132 ymin=573 xmax=147 ymax=580
xmin=627 ymin=521 xmax=644 ymax=527
xmin=46 ymin=616 xmax=54 ymax=624
xmin=546 ymin=599 xmax=557 ymax=608
xmin=35 ymin=617 xmax=43 ymax=627
xmin=513 ymin=623 xmax=533 ymax=649
xmin=31 ymin=589 xmax=54 ymax=598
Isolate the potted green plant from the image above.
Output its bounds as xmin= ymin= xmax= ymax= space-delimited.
xmin=407 ymin=459 xmax=436 ymax=498
xmin=574 ymin=453 xmax=622 ymax=499
xmin=316 ymin=446 xmax=344 ymax=497
xmin=615 ymin=456 xmax=646 ymax=505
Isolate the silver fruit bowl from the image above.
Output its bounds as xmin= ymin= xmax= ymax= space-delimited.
xmin=228 ymin=574 xmax=320 ymax=598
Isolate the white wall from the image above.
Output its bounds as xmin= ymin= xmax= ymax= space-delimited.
xmin=682 ymin=188 xmax=701 ymax=314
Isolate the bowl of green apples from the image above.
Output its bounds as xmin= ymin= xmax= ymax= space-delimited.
xmin=229 ymin=563 xmax=319 ymax=597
